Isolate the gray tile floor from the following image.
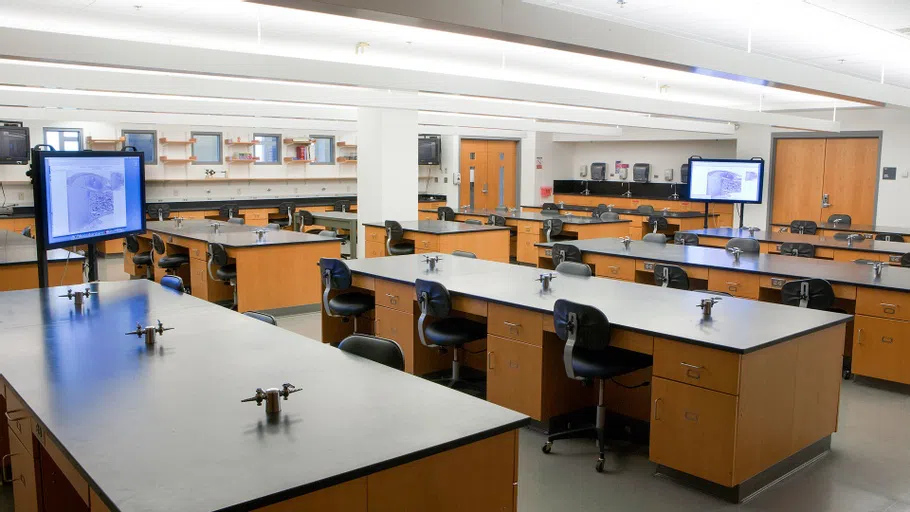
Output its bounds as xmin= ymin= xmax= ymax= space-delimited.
xmin=19 ymin=255 xmax=907 ymax=512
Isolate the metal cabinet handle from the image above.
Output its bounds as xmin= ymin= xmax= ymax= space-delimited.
xmin=503 ymin=321 xmax=521 ymax=334
xmin=1 ymin=454 xmax=13 ymax=483
xmin=857 ymin=328 xmax=864 ymax=345
xmin=488 ymin=351 xmax=495 ymax=369
xmin=385 ymin=293 xmax=399 ymax=305
xmin=653 ymin=398 xmax=662 ymax=421
xmin=881 ymin=303 xmax=899 ymax=315
xmin=726 ymin=281 xmax=739 ymax=291
xmin=680 ymin=362 xmax=703 ymax=369
xmin=608 ymin=265 xmax=620 ymax=274
xmin=882 ymin=337 xmax=894 ymax=344
xmin=684 ymin=411 xmax=699 ymax=422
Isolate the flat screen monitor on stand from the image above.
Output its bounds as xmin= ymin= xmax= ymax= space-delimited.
xmin=29 ymin=149 xmax=147 ymax=288
xmin=686 ymin=157 xmax=765 ymax=229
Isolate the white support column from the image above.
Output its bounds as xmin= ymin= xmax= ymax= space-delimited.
xmin=356 ymin=107 xmax=419 ymax=258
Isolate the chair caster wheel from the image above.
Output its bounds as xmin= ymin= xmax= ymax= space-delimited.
xmin=843 ymin=370 xmax=852 ymax=380
xmin=542 ymin=442 xmax=552 ymax=454
xmin=595 ymin=458 xmax=605 ymax=473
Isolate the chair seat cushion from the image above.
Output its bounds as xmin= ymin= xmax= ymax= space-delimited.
xmin=389 ymin=243 xmax=415 ymax=256
xmin=157 ymin=254 xmax=190 ymax=269
xmin=425 ymin=317 xmax=486 ymax=347
xmin=132 ymin=252 xmax=152 ymax=265
xmin=572 ymin=346 xmax=653 ymax=379
xmin=215 ymin=264 xmax=238 ymax=281
xmin=329 ymin=292 xmax=375 ymax=317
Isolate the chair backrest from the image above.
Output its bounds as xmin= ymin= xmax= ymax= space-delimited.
xmin=543 ymin=218 xmax=564 ymax=241
xmin=790 ymin=220 xmax=818 ymax=235
xmin=277 ymin=202 xmax=295 ymax=220
xmin=556 ymin=261 xmax=592 ymax=277
xmin=541 ymin=209 xmax=561 ymax=216
xmin=488 ymin=214 xmax=506 ymax=226
xmin=542 ymin=202 xmax=559 ymax=211
xmin=298 ymin=210 xmax=315 ymax=229
xmin=779 ymin=242 xmax=816 ymax=258
xmin=209 ymin=243 xmax=229 ymax=266
xmin=833 ymin=232 xmax=863 ymax=241
xmin=725 ymin=237 xmax=760 ymax=254
xmin=901 ymin=253 xmax=910 ymax=268
xmin=781 ymin=279 xmax=835 ymax=310
xmin=876 ymin=233 xmax=905 ymax=243
xmin=160 ymin=275 xmax=184 ymax=293
xmin=415 ymin=279 xmax=451 ymax=317
xmin=227 ymin=217 xmax=245 ymax=225
xmin=219 ymin=204 xmax=238 ymax=219
xmin=637 ymin=205 xmax=655 ymax=214
xmin=827 ymin=214 xmax=852 ymax=226
xmin=147 ymin=204 xmax=171 ymax=220
xmin=551 ymin=243 xmax=583 ymax=266
xmin=437 ymin=206 xmax=456 ymax=221
xmin=674 ymin=232 xmax=699 ymax=246
xmin=151 ymin=233 xmax=166 ymax=255
xmin=452 ymin=250 xmax=477 ymax=258
xmin=125 ymin=235 xmax=140 ymax=254
xmin=648 ymin=215 xmax=669 ymax=233
xmin=333 ymin=200 xmax=351 ymax=212
xmin=21 ymin=226 xmax=31 ymax=238
xmin=384 ymin=220 xmax=404 ymax=242
xmin=553 ymin=299 xmax=610 ymax=380
xmin=338 ymin=335 xmax=405 ymax=371
xmin=464 ymin=219 xmax=483 ymax=225
xmin=243 ymin=311 xmax=278 ymax=325
xmin=591 ymin=205 xmax=608 ymax=218
xmin=319 ymin=258 xmax=352 ymax=291
xmin=599 ymin=212 xmax=620 ymax=221
xmin=653 ymin=264 xmax=690 ymax=290
xmin=642 ymin=233 xmax=668 ymax=244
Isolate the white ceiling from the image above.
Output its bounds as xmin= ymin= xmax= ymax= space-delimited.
xmin=524 ymin=0 xmax=910 ymax=89
xmin=0 ymin=0 xmax=867 ymax=115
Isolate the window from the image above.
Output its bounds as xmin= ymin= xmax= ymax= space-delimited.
xmin=312 ymin=135 xmax=335 ymax=165
xmin=122 ymin=130 xmax=157 ymax=165
xmin=192 ymin=132 xmax=223 ymax=164
xmin=44 ymin=128 xmax=82 ymax=152
xmin=253 ymin=134 xmax=280 ymax=164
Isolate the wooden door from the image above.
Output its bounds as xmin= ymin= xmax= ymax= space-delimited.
xmin=459 ymin=140 xmax=487 ymax=210
xmin=486 ymin=335 xmax=543 ymax=420
xmin=771 ymin=139 xmax=826 ymax=225
xmin=485 ymin=140 xmax=518 ymax=209
xmin=821 ymin=138 xmax=879 ymax=225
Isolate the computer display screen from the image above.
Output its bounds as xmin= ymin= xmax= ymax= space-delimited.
xmin=35 ymin=151 xmax=146 ymax=249
xmin=686 ymin=158 xmax=764 ymax=204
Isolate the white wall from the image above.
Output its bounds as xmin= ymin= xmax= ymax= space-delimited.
xmin=570 ymin=139 xmax=737 ymax=183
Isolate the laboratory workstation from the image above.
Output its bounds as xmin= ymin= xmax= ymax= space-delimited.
xmin=0 ymin=2 xmax=909 ymax=511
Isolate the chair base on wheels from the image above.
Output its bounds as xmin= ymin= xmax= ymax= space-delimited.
xmin=423 ymin=351 xmax=486 ymax=398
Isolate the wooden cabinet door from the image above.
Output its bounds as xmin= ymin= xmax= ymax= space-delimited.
xmin=486 ymin=140 xmax=518 ymax=210
xmin=486 ymin=335 xmax=543 ymax=420
xmin=8 ymin=427 xmax=38 ymax=512
xmin=771 ymin=139 xmax=826 ymax=225
xmin=821 ymin=138 xmax=879 ymax=225
xmin=649 ymin=377 xmax=738 ymax=487
xmin=460 ymin=140 xmax=487 ymax=210
xmin=852 ymin=315 xmax=910 ymax=384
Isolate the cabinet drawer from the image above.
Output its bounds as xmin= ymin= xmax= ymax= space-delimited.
xmin=365 ymin=241 xmax=387 ymax=259
xmin=636 ymin=260 xmax=709 ymax=280
xmin=707 ymin=269 xmax=759 ymax=299
xmin=833 ymin=250 xmax=879 ymax=263
xmin=856 ymin=287 xmax=910 ymax=321
xmin=649 ymin=377 xmax=737 ymax=487
xmin=653 ymin=338 xmax=741 ymax=395
xmin=412 ymin=233 xmax=438 ymax=252
xmin=486 ymin=335 xmax=543 ymax=420
xmin=590 ymin=254 xmax=635 ymax=281
xmin=611 ymin=330 xmax=654 ymax=355
xmin=8 ymin=425 xmax=38 ymax=512
xmin=374 ymin=279 xmax=414 ymax=313
xmin=488 ymin=303 xmax=542 ymax=347
xmin=365 ymin=226 xmax=386 ymax=244
xmin=852 ymin=315 xmax=910 ymax=384
xmin=374 ymin=306 xmax=416 ymax=373
xmin=5 ymin=390 xmax=32 ymax=449
xmin=513 ymin=221 xmax=538 ymax=235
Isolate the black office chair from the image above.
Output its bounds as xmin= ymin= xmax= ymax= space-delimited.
xmin=207 ymin=243 xmax=238 ymax=309
xmin=779 ymin=242 xmax=816 ymax=258
xmin=274 ymin=202 xmax=295 ymax=228
xmin=674 ymin=232 xmax=699 ymax=246
xmin=544 ymin=218 xmax=571 ymax=243
xmin=333 ymin=200 xmax=351 ymax=213
xmin=876 ymin=233 xmax=905 ymax=243
xmin=543 ymin=299 xmax=652 ymax=472
xmin=556 ymin=261 xmax=592 ymax=277
xmin=320 ymin=258 xmax=375 ymax=334
xmin=642 ymin=233 xmax=667 ymax=244
xmin=790 ymin=220 xmax=818 ymax=235
xmin=243 ymin=311 xmax=277 ymax=325
xmin=147 ymin=204 xmax=171 ymax=221
xmin=338 ymin=334 xmax=405 ymax=371
xmin=725 ymin=238 xmax=760 ymax=254
xmin=152 ymin=233 xmax=189 ymax=275
xmin=464 ymin=219 xmax=483 ymax=225
xmin=437 ymin=206 xmax=456 ymax=221
xmin=227 ymin=217 xmax=245 ymax=225
xmin=219 ymin=204 xmax=239 ymax=221
xmin=160 ymin=275 xmax=185 ymax=293
xmin=125 ymin=235 xmax=153 ymax=279
xmin=653 ymin=264 xmax=689 ymax=290
xmin=452 ymin=250 xmax=477 ymax=258
xmin=551 ymin=243 xmax=583 ymax=266
xmin=297 ymin=210 xmax=323 ymax=234
xmin=542 ymin=203 xmax=560 ymax=212
xmin=600 ymin=212 xmax=621 ymax=221
xmin=833 ymin=232 xmax=865 ymax=242
xmin=636 ymin=205 xmax=655 ymax=215
xmin=385 ymin=221 xmax=415 ymax=256
xmin=415 ymin=279 xmax=486 ymax=390
xmin=781 ymin=279 xmax=835 ymax=310
xmin=648 ymin=216 xmax=669 ymax=234
xmin=591 ymin=205 xmax=608 ymax=218
xmin=827 ymin=214 xmax=852 ymax=226
xmin=901 ymin=253 xmax=910 ymax=268
xmin=20 ymin=226 xmax=31 ymax=238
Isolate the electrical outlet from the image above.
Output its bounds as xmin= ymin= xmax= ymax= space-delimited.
xmin=18 ymin=192 xmax=25 ymax=200
xmin=434 ymin=177 xmax=439 ymax=183
xmin=444 ymin=177 xmax=448 ymax=183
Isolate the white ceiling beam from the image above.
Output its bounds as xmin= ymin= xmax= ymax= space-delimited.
xmin=0 ymin=28 xmax=837 ymax=132
xmin=417 ymin=112 xmax=622 ymax=136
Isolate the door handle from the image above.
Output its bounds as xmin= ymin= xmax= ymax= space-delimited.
xmin=881 ymin=337 xmax=894 ymax=344
xmin=385 ymin=293 xmax=399 ymax=305
xmin=653 ymin=398 xmax=662 ymax=421
xmin=503 ymin=321 xmax=521 ymax=335
xmin=857 ymin=328 xmax=864 ymax=345
xmin=488 ymin=351 xmax=495 ymax=369
xmin=881 ymin=303 xmax=899 ymax=315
